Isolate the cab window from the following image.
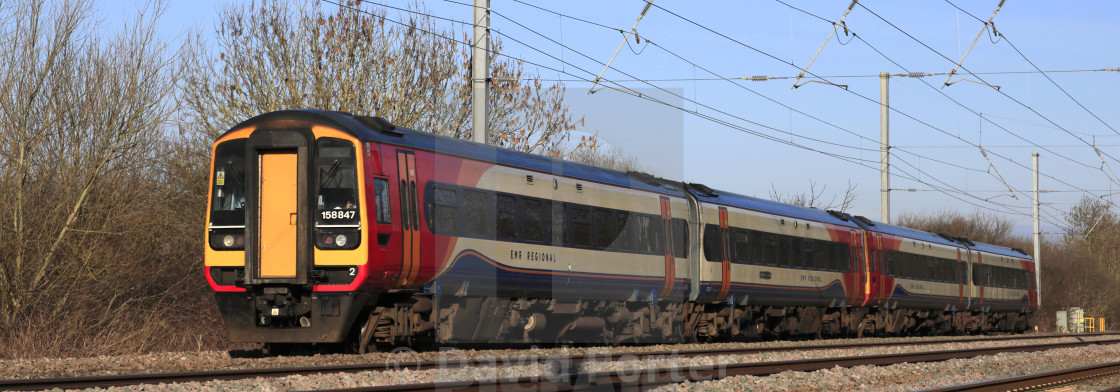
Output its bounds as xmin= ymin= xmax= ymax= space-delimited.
xmin=316 ymin=138 xmax=360 ymax=225
xmin=210 ymin=139 xmax=247 ymax=226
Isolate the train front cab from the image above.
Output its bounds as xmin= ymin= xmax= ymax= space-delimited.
xmin=205 ymin=122 xmax=374 ymax=344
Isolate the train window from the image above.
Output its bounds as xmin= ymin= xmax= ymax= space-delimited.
xmin=802 ymin=239 xmax=819 ymax=269
xmin=615 ymin=212 xmax=636 ymax=251
xmin=431 ymin=186 xmax=458 ymax=235
xmin=731 ymin=229 xmax=750 ymax=264
xmin=748 ymin=230 xmax=766 ymax=265
xmin=594 ymin=209 xmax=615 ymax=249
xmin=522 ymin=198 xmax=545 ymax=243
xmin=761 ymin=233 xmax=778 ymax=266
xmin=672 ymin=218 xmax=688 ymax=258
xmin=496 ymin=194 xmax=518 ymax=240
xmin=870 ymin=248 xmax=878 ymax=273
xmin=884 ymin=250 xmax=897 ymax=277
xmin=316 ymin=138 xmax=360 ymax=226
xmin=633 ymin=214 xmax=656 ymax=254
xmin=702 ymin=224 xmax=721 ymax=261
xmin=782 ymin=237 xmax=797 ymax=268
xmin=374 ymin=178 xmax=391 ymax=224
xmin=210 ymin=138 xmax=247 ymax=227
xmin=551 ymin=202 xmax=567 ymax=245
xmin=571 ymin=206 xmax=592 ymax=248
xmin=461 ymin=189 xmax=488 ymax=237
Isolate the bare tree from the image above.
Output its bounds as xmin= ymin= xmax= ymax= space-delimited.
xmin=895 ymin=210 xmax=1016 ymax=246
xmin=567 ymin=145 xmax=644 ymax=172
xmin=1064 ymin=195 xmax=1117 ymax=243
xmin=178 ymin=0 xmax=591 ymax=157
xmin=1063 ymin=196 xmax=1120 ymax=278
xmin=0 ymin=0 xmax=184 ymax=356
xmin=769 ymin=180 xmax=857 ymax=212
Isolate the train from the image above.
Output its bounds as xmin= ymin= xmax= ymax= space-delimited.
xmin=205 ymin=109 xmax=1037 ymax=353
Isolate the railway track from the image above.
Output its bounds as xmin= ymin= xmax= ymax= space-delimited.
xmin=2 ymin=333 xmax=1118 ymax=391
xmin=330 ymin=337 xmax=1120 ymax=391
xmin=924 ymin=361 xmax=1120 ymax=391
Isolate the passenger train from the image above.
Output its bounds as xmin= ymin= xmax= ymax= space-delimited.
xmin=205 ymin=109 xmax=1037 ymax=353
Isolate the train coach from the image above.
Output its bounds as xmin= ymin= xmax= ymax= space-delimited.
xmin=205 ymin=109 xmax=1037 ymax=353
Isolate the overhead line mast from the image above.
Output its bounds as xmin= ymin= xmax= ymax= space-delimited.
xmin=472 ymin=0 xmax=490 ymax=144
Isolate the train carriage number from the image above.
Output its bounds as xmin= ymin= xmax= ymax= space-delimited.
xmin=321 ymin=210 xmax=357 ymax=220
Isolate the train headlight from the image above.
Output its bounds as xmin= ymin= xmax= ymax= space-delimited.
xmin=209 ymin=229 xmax=245 ymax=250
xmin=314 ymin=230 xmax=360 ymax=250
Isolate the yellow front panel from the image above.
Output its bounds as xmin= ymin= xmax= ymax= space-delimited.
xmin=205 ymin=129 xmax=253 ymax=267
xmin=259 ymin=152 xmax=298 ymax=277
xmin=311 ymin=125 xmax=369 ymax=266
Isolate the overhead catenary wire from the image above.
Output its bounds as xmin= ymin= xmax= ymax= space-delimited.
xmin=500 ymin=0 xmax=994 ymax=176
xmin=485 ymin=2 xmax=1026 ymax=210
xmin=333 ymin=0 xmax=1034 ymax=218
xmin=488 ymin=0 xmax=1084 ymax=217
xmin=331 ymin=0 xmax=1104 ymax=224
xmin=847 ymin=2 xmax=1120 ymax=211
xmin=944 ymin=0 xmax=1120 ymax=138
xmin=767 ymin=0 xmax=1120 ymax=209
xmin=630 ymin=0 xmax=1114 ymax=223
xmin=640 ymin=1 xmax=1073 ymax=212
xmin=342 ymin=0 xmax=880 ymax=160
xmin=528 ymin=68 xmax=1120 ymax=83
xmin=458 ymin=1 xmax=1044 ymax=217
xmin=856 ymin=2 xmax=1120 ymax=169
xmin=772 ymin=0 xmax=1119 ymax=192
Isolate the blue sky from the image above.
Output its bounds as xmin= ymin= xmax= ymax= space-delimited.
xmin=102 ymin=0 xmax=1120 ymax=237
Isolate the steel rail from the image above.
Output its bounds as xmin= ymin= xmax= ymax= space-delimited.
xmin=922 ymin=361 xmax=1120 ymax=391
xmin=328 ymin=337 xmax=1120 ymax=392
xmin=2 ymin=333 xmax=1117 ymax=391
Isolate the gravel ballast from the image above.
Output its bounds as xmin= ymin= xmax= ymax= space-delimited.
xmin=4 ymin=334 xmax=1120 ymax=391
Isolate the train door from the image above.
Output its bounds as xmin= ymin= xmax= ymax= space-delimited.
xmin=848 ymin=228 xmax=867 ymax=306
xmin=259 ymin=152 xmax=299 ymax=278
xmin=395 ymin=150 xmax=421 ymax=287
xmin=659 ymin=196 xmax=676 ymax=298
xmin=974 ymin=253 xmax=985 ymax=309
xmin=876 ymin=234 xmax=891 ymax=302
xmin=715 ymin=207 xmax=731 ymax=301
xmin=240 ymin=129 xmax=312 ymax=287
xmin=960 ymin=248 xmax=971 ymax=310
xmin=866 ymin=233 xmax=886 ymax=305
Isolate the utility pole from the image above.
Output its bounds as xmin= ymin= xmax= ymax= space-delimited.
xmin=1033 ymin=152 xmax=1041 ymax=307
xmin=880 ymin=72 xmax=890 ymax=223
xmin=472 ymin=0 xmax=490 ymax=144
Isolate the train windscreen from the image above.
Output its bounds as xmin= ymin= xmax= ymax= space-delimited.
xmin=210 ymin=139 xmax=247 ymax=227
xmin=315 ymin=138 xmax=360 ymax=249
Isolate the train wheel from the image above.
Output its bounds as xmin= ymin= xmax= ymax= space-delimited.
xmin=856 ymin=320 xmax=871 ymax=339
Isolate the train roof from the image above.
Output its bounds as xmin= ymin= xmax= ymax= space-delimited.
xmin=968 ymin=241 xmax=1033 ymax=260
xmin=853 ymin=216 xmax=1033 ymax=261
xmin=689 ymin=188 xmax=862 ymax=229
xmin=224 ymin=109 xmax=688 ymax=197
xmin=853 ymin=216 xmax=963 ymax=248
